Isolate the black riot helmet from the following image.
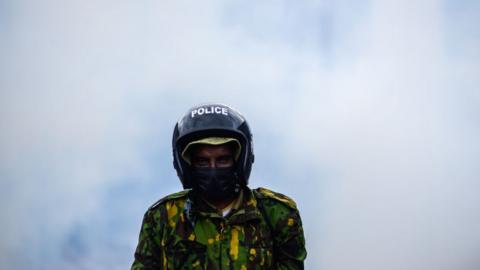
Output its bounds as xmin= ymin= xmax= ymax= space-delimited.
xmin=172 ymin=103 xmax=254 ymax=189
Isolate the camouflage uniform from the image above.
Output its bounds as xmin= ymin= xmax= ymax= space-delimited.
xmin=131 ymin=187 xmax=307 ymax=270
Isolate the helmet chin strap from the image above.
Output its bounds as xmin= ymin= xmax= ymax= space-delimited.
xmin=195 ymin=187 xmax=241 ymax=212
xmin=203 ymin=183 xmax=241 ymax=207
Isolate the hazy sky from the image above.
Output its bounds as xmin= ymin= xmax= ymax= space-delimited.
xmin=1 ymin=1 xmax=479 ymax=269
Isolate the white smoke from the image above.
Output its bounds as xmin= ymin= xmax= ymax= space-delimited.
xmin=1 ymin=0 xmax=479 ymax=269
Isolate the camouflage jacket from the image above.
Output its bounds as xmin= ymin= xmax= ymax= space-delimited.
xmin=131 ymin=187 xmax=307 ymax=270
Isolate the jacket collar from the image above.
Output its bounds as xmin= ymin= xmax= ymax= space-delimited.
xmin=183 ymin=187 xmax=263 ymax=225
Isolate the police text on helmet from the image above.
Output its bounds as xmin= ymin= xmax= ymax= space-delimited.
xmin=191 ymin=106 xmax=228 ymax=118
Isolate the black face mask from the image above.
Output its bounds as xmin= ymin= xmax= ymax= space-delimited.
xmin=191 ymin=167 xmax=240 ymax=203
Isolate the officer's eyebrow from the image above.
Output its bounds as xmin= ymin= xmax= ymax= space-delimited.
xmin=192 ymin=156 xmax=209 ymax=161
xmin=192 ymin=154 xmax=232 ymax=161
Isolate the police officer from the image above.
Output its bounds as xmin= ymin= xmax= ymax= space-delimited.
xmin=131 ymin=103 xmax=307 ymax=269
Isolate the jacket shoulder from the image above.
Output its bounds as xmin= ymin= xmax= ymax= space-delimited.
xmin=253 ymin=187 xmax=298 ymax=209
xmin=148 ymin=189 xmax=191 ymax=211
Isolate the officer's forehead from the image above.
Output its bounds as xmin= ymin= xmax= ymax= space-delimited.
xmin=191 ymin=143 xmax=234 ymax=156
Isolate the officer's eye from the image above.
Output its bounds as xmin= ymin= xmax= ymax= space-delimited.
xmin=217 ymin=156 xmax=231 ymax=163
xmin=192 ymin=158 xmax=209 ymax=168
xmin=216 ymin=156 xmax=233 ymax=166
